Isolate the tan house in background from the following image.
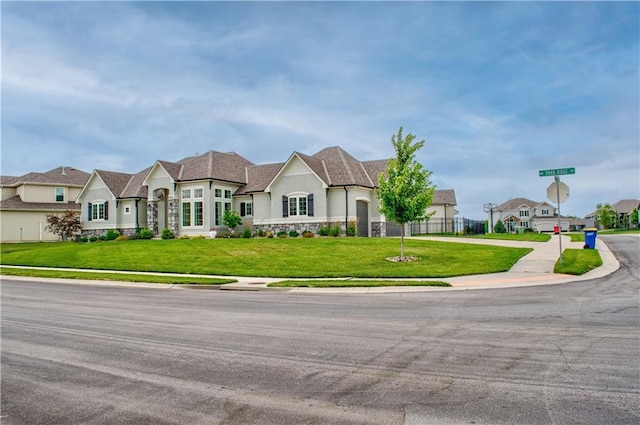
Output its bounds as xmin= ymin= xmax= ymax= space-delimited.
xmin=0 ymin=166 xmax=90 ymax=242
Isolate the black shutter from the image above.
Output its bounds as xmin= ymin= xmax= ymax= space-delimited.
xmin=88 ymin=203 xmax=92 ymax=221
xmin=104 ymin=201 xmax=109 ymax=220
xmin=282 ymin=196 xmax=288 ymax=217
xmin=240 ymin=202 xmax=246 ymax=217
xmin=307 ymin=194 xmax=314 ymax=217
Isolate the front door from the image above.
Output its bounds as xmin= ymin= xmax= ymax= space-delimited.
xmin=356 ymin=200 xmax=369 ymax=237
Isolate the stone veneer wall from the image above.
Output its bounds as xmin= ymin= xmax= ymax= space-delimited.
xmin=168 ymin=198 xmax=180 ymax=236
xmin=81 ymin=228 xmax=139 ymax=238
xmin=147 ymin=200 xmax=158 ymax=235
xmin=254 ymin=221 xmax=384 ymax=237
xmin=371 ymin=221 xmax=385 ymax=237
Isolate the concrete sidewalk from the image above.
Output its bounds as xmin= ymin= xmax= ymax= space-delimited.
xmin=1 ymin=235 xmax=620 ymax=293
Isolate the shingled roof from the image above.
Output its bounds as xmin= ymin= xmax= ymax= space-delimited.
xmin=154 ymin=151 xmax=255 ymax=184
xmin=236 ymin=162 xmax=284 ymax=195
xmin=91 ymin=167 xmax=151 ymax=199
xmin=433 ymin=189 xmax=457 ymax=206
xmin=496 ymin=197 xmax=538 ymax=210
xmin=0 ymin=166 xmax=90 ymax=187
xmin=311 ymin=146 xmax=378 ymax=188
xmin=0 ymin=195 xmax=81 ymax=211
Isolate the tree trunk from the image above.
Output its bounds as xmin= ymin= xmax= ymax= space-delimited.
xmin=400 ymin=223 xmax=405 ymax=260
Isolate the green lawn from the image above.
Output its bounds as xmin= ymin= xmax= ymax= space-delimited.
xmin=554 ymin=249 xmax=603 ymax=275
xmin=0 ymin=267 xmax=235 ymax=284
xmin=0 ymin=238 xmax=532 ymax=278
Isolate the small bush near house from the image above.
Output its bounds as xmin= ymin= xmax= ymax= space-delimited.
xmin=138 ymin=228 xmax=154 ymax=239
xmin=329 ymin=224 xmax=342 ymax=237
xmin=89 ymin=236 xmax=99 ymax=242
xmin=302 ymin=230 xmax=314 ymax=238
xmin=79 ymin=237 xmax=89 ymax=243
xmin=161 ymin=228 xmax=175 ymax=239
xmin=277 ymin=231 xmax=288 ymax=238
xmin=256 ymin=229 xmax=265 ymax=237
xmin=115 ymin=235 xmax=128 ymax=242
xmin=241 ymin=228 xmax=252 ymax=238
xmin=104 ymin=229 xmax=120 ymax=241
xmin=318 ymin=226 xmax=330 ymax=236
xmin=288 ymin=230 xmax=300 ymax=238
xmin=346 ymin=220 xmax=357 ymax=237
xmin=265 ymin=231 xmax=274 ymax=238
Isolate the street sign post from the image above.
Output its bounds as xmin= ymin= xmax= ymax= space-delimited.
xmin=539 ymin=167 xmax=575 ymax=264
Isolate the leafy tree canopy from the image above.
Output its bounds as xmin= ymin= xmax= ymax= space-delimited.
xmin=46 ymin=210 xmax=82 ymax=240
xmin=376 ymin=127 xmax=436 ymax=260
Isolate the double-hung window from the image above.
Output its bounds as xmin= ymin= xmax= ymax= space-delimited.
xmin=55 ymin=187 xmax=65 ymax=202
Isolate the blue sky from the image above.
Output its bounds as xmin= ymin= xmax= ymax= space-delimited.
xmin=2 ymin=1 xmax=638 ymax=218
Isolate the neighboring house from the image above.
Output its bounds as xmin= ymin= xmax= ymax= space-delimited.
xmin=0 ymin=166 xmax=90 ymax=242
xmin=76 ymin=168 xmax=150 ymax=237
xmin=489 ymin=197 xmax=569 ymax=233
xmin=585 ymin=199 xmax=640 ymax=229
xmin=76 ymin=146 xmax=458 ymax=238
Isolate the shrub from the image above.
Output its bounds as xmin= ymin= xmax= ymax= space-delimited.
xmin=265 ymin=231 xmax=274 ymax=238
xmin=494 ymin=219 xmax=507 ymax=234
xmin=302 ymin=230 xmax=314 ymax=238
xmin=138 ymin=228 xmax=154 ymax=239
xmin=288 ymin=230 xmax=300 ymax=238
xmin=161 ymin=228 xmax=175 ymax=239
xmin=104 ymin=229 xmax=120 ymax=241
xmin=115 ymin=235 xmax=128 ymax=241
xmin=318 ymin=226 xmax=330 ymax=236
xmin=277 ymin=230 xmax=288 ymax=238
xmin=79 ymin=237 xmax=88 ymax=243
xmin=329 ymin=224 xmax=341 ymax=237
xmin=241 ymin=228 xmax=252 ymax=238
xmin=256 ymin=229 xmax=265 ymax=237
xmin=346 ymin=220 xmax=357 ymax=237
xmin=89 ymin=236 xmax=99 ymax=242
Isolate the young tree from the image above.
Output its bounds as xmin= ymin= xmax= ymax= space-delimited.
xmin=223 ymin=210 xmax=243 ymax=233
xmin=595 ymin=203 xmax=614 ymax=229
xmin=376 ymin=127 xmax=435 ymax=260
xmin=494 ymin=219 xmax=507 ymax=234
xmin=45 ymin=210 xmax=82 ymax=240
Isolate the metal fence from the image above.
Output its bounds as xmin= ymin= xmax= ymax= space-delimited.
xmin=410 ymin=218 xmax=485 ymax=235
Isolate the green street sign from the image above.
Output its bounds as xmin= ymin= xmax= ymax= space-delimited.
xmin=539 ymin=167 xmax=575 ymax=177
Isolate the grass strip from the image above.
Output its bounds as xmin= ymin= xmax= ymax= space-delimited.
xmin=0 ymin=267 xmax=235 ymax=285
xmin=0 ymin=239 xmax=531 ymax=278
xmin=269 ymin=280 xmax=451 ymax=288
xmin=554 ymin=249 xmax=602 ymax=275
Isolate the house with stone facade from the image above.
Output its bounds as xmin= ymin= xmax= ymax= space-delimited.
xmin=0 ymin=166 xmax=90 ymax=242
xmin=75 ymin=146 xmax=457 ymax=238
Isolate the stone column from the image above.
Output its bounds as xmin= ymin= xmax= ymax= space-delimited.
xmin=147 ymin=200 xmax=158 ymax=235
xmin=168 ymin=197 xmax=180 ymax=236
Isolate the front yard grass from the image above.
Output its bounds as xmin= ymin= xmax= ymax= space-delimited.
xmin=0 ymin=238 xmax=532 ymax=278
xmin=0 ymin=267 xmax=235 ymax=284
xmin=554 ymin=249 xmax=602 ymax=275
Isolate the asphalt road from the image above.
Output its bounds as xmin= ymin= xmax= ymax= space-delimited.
xmin=1 ymin=235 xmax=638 ymax=425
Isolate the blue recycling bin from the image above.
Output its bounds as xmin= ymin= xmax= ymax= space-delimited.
xmin=583 ymin=228 xmax=598 ymax=249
